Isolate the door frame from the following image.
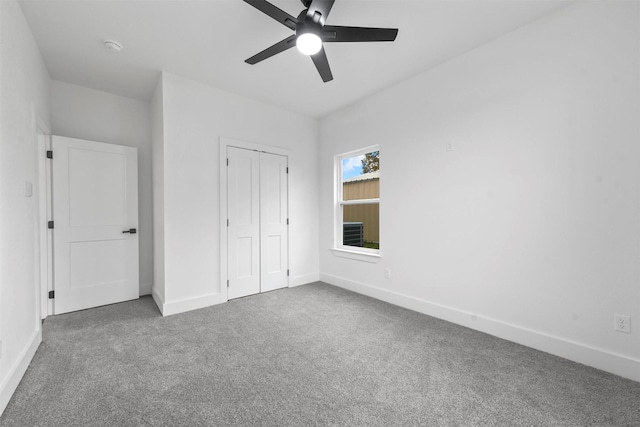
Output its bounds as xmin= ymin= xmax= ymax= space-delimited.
xmin=219 ymin=137 xmax=291 ymax=302
xmin=35 ymin=117 xmax=52 ymax=319
xmin=38 ymin=135 xmax=140 ymax=316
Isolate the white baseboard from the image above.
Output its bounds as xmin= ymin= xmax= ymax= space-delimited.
xmin=151 ymin=287 xmax=165 ymax=315
xmin=320 ymin=273 xmax=640 ymax=382
xmin=290 ymin=272 xmax=320 ymax=288
xmin=0 ymin=329 xmax=42 ymax=416
xmin=154 ymin=290 xmax=225 ymax=317
xmin=150 ymin=272 xmax=320 ymax=316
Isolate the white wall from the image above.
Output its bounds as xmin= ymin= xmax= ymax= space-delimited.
xmin=51 ymin=80 xmax=154 ymax=296
xmin=153 ymin=72 xmax=319 ymax=315
xmin=151 ymin=78 xmax=165 ymax=303
xmin=0 ymin=0 xmax=51 ymax=414
xmin=319 ymin=1 xmax=640 ymax=381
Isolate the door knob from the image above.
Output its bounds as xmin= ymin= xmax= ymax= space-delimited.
xmin=122 ymin=228 xmax=137 ymax=234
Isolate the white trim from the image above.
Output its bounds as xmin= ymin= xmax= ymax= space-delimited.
xmin=219 ymin=136 xmax=292 ymax=303
xmin=151 ymin=286 xmax=165 ymax=314
xmin=331 ymin=248 xmax=381 ymax=263
xmin=289 ymin=272 xmax=320 ymax=287
xmin=219 ymin=140 xmax=228 ymax=302
xmin=37 ymin=130 xmax=52 ymax=319
xmin=320 ymin=273 xmax=640 ymax=382
xmin=155 ymin=291 xmax=225 ymax=317
xmin=335 ymin=146 xmax=380 ymax=257
xmin=0 ymin=330 xmax=42 ymax=416
xmin=34 ymin=110 xmax=52 ymax=321
xmin=337 ymin=145 xmax=380 ymax=160
xmin=222 ymin=137 xmax=291 ymax=157
xmin=341 ymin=198 xmax=380 ymax=206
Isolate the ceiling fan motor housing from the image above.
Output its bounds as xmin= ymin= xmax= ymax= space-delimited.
xmin=296 ymin=19 xmax=321 ymax=39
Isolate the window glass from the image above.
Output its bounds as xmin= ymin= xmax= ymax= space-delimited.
xmin=343 ymin=203 xmax=379 ymax=249
xmin=341 ymin=151 xmax=379 ymax=200
xmin=337 ymin=149 xmax=380 ymax=252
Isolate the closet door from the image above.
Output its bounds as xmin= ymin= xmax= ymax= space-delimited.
xmin=226 ymin=147 xmax=289 ymax=299
xmin=227 ymin=147 xmax=260 ymax=299
xmin=260 ymin=152 xmax=288 ymax=292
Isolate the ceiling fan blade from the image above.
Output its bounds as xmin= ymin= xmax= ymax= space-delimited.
xmin=243 ymin=0 xmax=299 ymax=30
xmin=322 ymin=25 xmax=398 ymax=42
xmin=245 ymin=35 xmax=297 ymax=65
xmin=310 ymin=46 xmax=333 ymax=82
xmin=306 ymin=0 xmax=335 ymax=25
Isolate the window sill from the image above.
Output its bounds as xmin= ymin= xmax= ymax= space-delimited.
xmin=331 ymin=248 xmax=381 ymax=263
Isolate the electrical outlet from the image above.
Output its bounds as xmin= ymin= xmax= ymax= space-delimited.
xmin=446 ymin=142 xmax=454 ymax=152
xmin=614 ymin=314 xmax=631 ymax=334
xmin=384 ymin=268 xmax=391 ymax=279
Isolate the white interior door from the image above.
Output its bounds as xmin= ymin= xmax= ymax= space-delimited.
xmin=52 ymin=136 xmax=139 ymax=314
xmin=227 ymin=147 xmax=288 ymax=299
xmin=260 ymin=152 xmax=288 ymax=292
xmin=227 ymin=147 xmax=261 ymax=299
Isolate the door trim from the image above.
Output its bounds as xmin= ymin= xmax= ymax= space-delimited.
xmin=35 ymin=117 xmax=52 ymax=320
xmin=219 ymin=137 xmax=291 ymax=302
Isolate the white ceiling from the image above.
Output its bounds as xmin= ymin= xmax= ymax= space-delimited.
xmin=19 ymin=0 xmax=571 ymax=118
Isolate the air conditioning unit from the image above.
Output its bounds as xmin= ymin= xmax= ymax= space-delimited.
xmin=343 ymin=222 xmax=363 ymax=247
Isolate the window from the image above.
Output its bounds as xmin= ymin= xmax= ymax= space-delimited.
xmin=335 ymin=147 xmax=380 ymax=259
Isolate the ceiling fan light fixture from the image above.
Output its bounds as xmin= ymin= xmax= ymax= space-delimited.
xmin=296 ymin=32 xmax=322 ymax=55
xmin=243 ymin=0 xmax=398 ymax=82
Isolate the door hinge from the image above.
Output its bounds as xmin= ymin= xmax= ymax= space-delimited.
xmin=286 ymin=218 xmax=289 ymax=225
xmin=227 ymin=219 xmax=229 ymax=227
xmin=286 ymin=166 xmax=289 ymax=174
xmin=226 ymin=158 xmax=229 ymax=166
xmin=47 ymin=221 xmax=54 ymax=229
xmin=46 ymin=150 xmax=53 ymax=159
xmin=227 ymin=280 xmax=229 ymax=288
xmin=48 ymin=291 xmax=55 ymax=299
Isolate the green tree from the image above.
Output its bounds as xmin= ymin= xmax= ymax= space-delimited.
xmin=361 ymin=151 xmax=379 ymax=174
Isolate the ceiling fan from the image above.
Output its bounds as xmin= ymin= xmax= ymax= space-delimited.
xmin=243 ymin=0 xmax=399 ymax=82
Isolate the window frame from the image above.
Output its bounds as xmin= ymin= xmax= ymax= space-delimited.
xmin=332 ymin=146 xmax=381 ymax=262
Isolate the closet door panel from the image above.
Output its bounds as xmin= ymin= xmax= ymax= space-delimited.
xmin=260 ymin=152 xmax=288 ymax=292
xmin=227 ymin=147 xmax=261 ymax=299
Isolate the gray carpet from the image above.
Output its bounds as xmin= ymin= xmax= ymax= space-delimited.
xmin=2 ymin=282 xmax=639 ymax=426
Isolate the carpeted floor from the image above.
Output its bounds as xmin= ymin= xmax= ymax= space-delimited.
xmin=2 ymin=282 xmax=639 ymax=426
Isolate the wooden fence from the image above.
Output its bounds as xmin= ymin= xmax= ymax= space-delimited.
xmin=343 ymin=176 xmax=379 ymax=243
